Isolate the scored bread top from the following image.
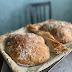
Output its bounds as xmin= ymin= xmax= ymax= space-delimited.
xmin=5 ymin=33 xmax=50 ymax=66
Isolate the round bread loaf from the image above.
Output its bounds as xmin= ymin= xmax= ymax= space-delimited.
xmin=39 ymin=20 xmax=72 ymax=43
xmin=6 ymin=33 xmax=50 ymax=66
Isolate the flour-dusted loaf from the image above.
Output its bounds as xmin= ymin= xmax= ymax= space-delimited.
xmin=27 ymin=20 xmax=69 ymax=54
xmin=5 ymin=33 xmax=50 ymax=66
xmin=27 ymin=19 xmax=72 ymax=43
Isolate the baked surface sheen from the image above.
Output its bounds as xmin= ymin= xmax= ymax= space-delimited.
xmin=6 ymin=33 xmax=50 ymax=66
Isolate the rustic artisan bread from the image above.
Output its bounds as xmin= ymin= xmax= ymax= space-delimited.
xmin=27 ymin=20 xmax=68 ymax=54
xmin=27 ymin=19 xmax=72 ymax=43
xmin=5 ymin=33 xmax=50 ymax=66
xmin=37 ymin=31 xmax=68 ymax=54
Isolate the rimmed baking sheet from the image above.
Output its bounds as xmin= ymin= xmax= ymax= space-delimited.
xmin=0 ymin=27 xmax=72 ymax=72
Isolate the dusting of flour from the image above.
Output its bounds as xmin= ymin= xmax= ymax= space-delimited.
xmin=16 ymin=33 xmax=41 ymax=60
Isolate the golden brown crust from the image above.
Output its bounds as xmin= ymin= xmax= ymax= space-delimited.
xmin=27 ymin=24 xmax=40 ymax=33
xmin=6 ymin=33 xmax=50 ymax=66
xmin=27 ymin=19 xmax=72 ymax=43
xmin=37 ymin=31 xmax=55 ymax=41
xmin=37 ymin=31 xmax=68 ymax=54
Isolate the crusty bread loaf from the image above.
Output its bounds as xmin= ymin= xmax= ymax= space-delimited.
xmin=37 ymin=31 xmax=68 ymax=54
xmin=27 ymin=19 xmax=72 ymax=43
xmin=39 ymin=19 xmax=72 ymax=43
xmin=5 ymin=33 xmax=50 ymax=66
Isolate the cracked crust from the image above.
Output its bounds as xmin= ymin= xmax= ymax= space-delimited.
xmin=5 ymin=33 xmax=50 ymax=66
xmin=27 ymin=20 xmax=69 ymax=54
xmin=37 ymin=31 xmax=68 ymax=54
xmin=27 ymin=19 xmax=72 ymax=43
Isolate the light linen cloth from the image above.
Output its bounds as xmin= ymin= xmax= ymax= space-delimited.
xmin=1 ymin=52 xmax=72 ymax=72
